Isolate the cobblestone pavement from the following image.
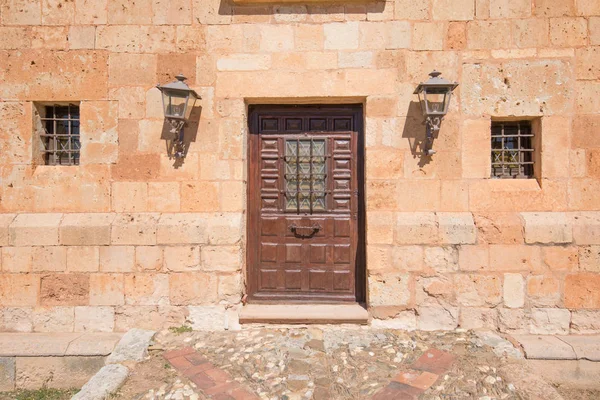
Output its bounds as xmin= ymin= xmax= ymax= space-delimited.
xmin=117 ymin=326 xmax=540 ymax=400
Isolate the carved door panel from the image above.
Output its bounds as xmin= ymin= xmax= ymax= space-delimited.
xmin=247 ymin=105 xmax=364 ymax=302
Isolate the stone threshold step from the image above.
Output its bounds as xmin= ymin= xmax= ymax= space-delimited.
xmin=239 ymin=303 xmax=369 ymax=325
xmin=513 ymin=335 xmax=600 ymax=361
xmin=0 ymin=332 xmax=123 ymax=357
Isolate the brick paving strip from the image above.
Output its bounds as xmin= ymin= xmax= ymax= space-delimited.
xmin=164 ymin=347 xmax=260 ymax=400
xmin=371 ymin=348 xmax=456 ymax=400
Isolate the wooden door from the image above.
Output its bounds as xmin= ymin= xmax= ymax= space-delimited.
xmin=247 ymin=105 xmax=365 ymax=303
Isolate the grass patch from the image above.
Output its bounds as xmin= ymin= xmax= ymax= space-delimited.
xmin=168 ymin=325 xmax=193 ymax=335
xmin=0 ymin=388 xmax=79 ymax=400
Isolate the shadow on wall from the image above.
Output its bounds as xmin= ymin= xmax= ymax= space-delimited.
xmin=216 ymin=0 xmax=386 ymax=16
xmin=160 ymin=105 xmax=202 ymax=168
xmin=402 ymin=101 xmax=435 ymax=167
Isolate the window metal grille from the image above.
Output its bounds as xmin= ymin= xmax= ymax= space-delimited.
xmin=40 ymin=104 xmax=80 ymax=166
xmin=491 ymin=121 xmax=534 ymax=179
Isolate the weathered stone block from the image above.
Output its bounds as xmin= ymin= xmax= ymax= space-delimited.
xmin=529 ymin=308 xmax=571 ymax=335
xmin=489 ymin=0 xmax=532 ymax=18
xmin=390 ymin=246 xmax=423 ymax=272
xmin=511 ymin=19 xmax=549 ymax=48
xmin=368 ymin=273 xmax=410 ymax=306
xmin=68 ymin=26 xmax=96 ymax=50
xmin=164 ymin=246 xmax=200 ymax=272
xmin=534 ymin=0 xmax=575 ymax=16
xmin=1 ymin=0 xmax=42 ymax=25
xmin=0 ymin=50 xmax=108 ymax=101
xmin=394 ymin=213 xmax=438 ymax=245
xmin=180 ymin=182 xmax=219 ymax=212
xmin=458 ymin=245 xmax=489 ymax=272
xmin=135 ymin=246 xmax=163 ymax=271
xmin=459 ymin=307 xmax=498 ymax=330
xmin=201 ymin=246 xmax=240 ymax=272
xmin=565 ymin=273 xmax=600 ymax=308
xmin=147 ymin=183 xmax=180 ymax=212
xmin=169 ymin=272 xmax=217 ymax=305
xmin=467 ymin=21 xmax=511 ymax=49
xmin=111 ymin=213 xmax=159 ymax=245
xmin=571 ymin=310 xmax=600 ymax=334
xmin=542 ymin=246 xmax=579 ymax=271
xmin=579 ymin=246 xmax=600 ymax=272
xmin=412 ymin=22 xmax=444 ymax=51
xmin=99 ymin=246 xmax=134 ymax=273
xmin=16 ymin=356 xmax=104 ymax=389
xmin=521 ymin=212 xmax=573 ymax=244
xmin=417 ymin=306 xmax=459 ymax=331
xmin=0 ymin=308 xmax=33 ymax=332
xmin=366 ymin=212 xmax=395 ymax=245
xmin=591 ymin=17 xmax=600 ymax=45
xmin=455 ymin=274 xmax=502 ymax=307
xmin=0 ymin=357 xmax=15 ymax=391
xmin=474 ymin=213 xmax=524 ymax=244
xmin=157 ymin=214 xmax=209 ymax=245
xmin=66 ymin=246 xmax=100 ymax=272
xmin=432 ymin=0 xmax=474 ymax=20
xmin=324 ymin=21 xmax=361 ymax=50
xmin=572 ymin=212 xmax=600 ymax=245
xmin=527 ymin=275 xmax=560 ymax=307
xmin=186 ymin=305 xmax=227 ymax=331
xmin=74 ymin=306 xmax=115 ymax=332
xmin=108 ymin=53 xmax=157 ymax=87
xmin=437 ymin=213 xmax=476 ymax=244
xmin=89 ymin=274 xmax=124 ymax=306
xmin=498 ymin=308 xmax=529 ymax=334
xmin=10 ymin=214 xmax=62 ymax=246
xmin=32 ymin=307 xmax=74 ymax=333
xmin=124 ymin=274 xmax=169 ymax=306
xmin=40 ymin=274 xmax=89 ymax=306
xmin=217 ymin=274 xmax=242 ymax=303
xmin=462 ymin=61 xmax=572 ymax=116
xmin=32 ymin=247 xmax=66 ymax=273
xmin=504 ymin=273 xmax=525 ymax=308
xmin=108 ymin=0 xmax=152 ymax=24
xmin=416 ymin=275 xmax=454 ymax=307
xmin=446 ymin=22 xmax=466 ymax=50
xmin=1 ymin=247 xmax=33 ymax=273
xmin=550 ymin=17 xmax=588 ymax=47
xmin=489 ymin=245 xmax=542 ymax=272
xmin=0 ymin=215 xmax=16 ymax=246
xmin=60 ymin=213 xmax=114 ymax=246
xmin=424 ymin=247 xmax=458 ymax=272
xmin=0 ymin=274 xmax=39 ymax=307
xmin=207 ymin=213 xmax=242 ymax=245
xmin=217 ymin=54 xmax=271 ymax=71
xmin=371 ymin=310 xmax=417 ymax=331
xmin=114 ymin=305 xmax=186 ymax=332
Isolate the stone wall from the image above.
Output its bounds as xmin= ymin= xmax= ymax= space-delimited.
xmin=1 ymin=0 xmax=599 ymax=332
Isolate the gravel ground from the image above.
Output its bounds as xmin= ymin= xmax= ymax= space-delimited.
xmin=141 ymin=326 xmax=531 ymax=400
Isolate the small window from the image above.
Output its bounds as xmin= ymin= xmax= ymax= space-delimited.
xmin=491 ymin=121 xmax=534 ymax=179
xmin=37 ymin=104 xmax=80 ymax=166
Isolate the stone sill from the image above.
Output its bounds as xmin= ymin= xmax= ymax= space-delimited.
xmin=239 ymin=303 xmax=369 ymax=324
xmin=0 ymin=332 xmax=122 ymax=357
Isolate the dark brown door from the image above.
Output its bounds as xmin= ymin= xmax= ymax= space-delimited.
xmin=247 ymin=105 xmax=364 ymax=303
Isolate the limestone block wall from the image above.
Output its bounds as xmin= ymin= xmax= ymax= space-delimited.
xmin=369 ymin=211 xmax=600 ymax=334
xmin=0 ymin=0 xmax=599 ymax=332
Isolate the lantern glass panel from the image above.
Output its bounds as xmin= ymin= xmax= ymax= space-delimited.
xmin=424 ymin=88 xmax=450 ymax=116
xmin=162 ymin=90 xmax=189 ymax=119
xmin=184 ymin=96 xmax=197 ymax=120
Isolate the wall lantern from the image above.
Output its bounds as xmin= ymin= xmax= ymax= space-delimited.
xmin=156 ymin=74 xmax=201 ymax=158
xmin=414 ymin=70 xmax=458 ymax=156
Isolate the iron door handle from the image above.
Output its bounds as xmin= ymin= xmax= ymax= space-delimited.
xmin=289 ymin=223 xmax=321 ymax=238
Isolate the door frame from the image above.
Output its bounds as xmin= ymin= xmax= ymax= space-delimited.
xmin=246 ymin=104 xmax=366 ymax=303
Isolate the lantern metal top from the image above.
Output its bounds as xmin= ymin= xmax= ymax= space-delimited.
xmin=156 ymin=74 xmax=201 ymax=100
xmin=413 ymin=70 xmax=458 ymax=94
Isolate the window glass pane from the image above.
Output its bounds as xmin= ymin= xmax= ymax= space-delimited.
xmin=490 ymin=121 xmax=534 ymax=179
xmin=285 ymin=139 xmax=327 ymax=212
xmin=39 ymin=104 xmax=80 ymax=166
